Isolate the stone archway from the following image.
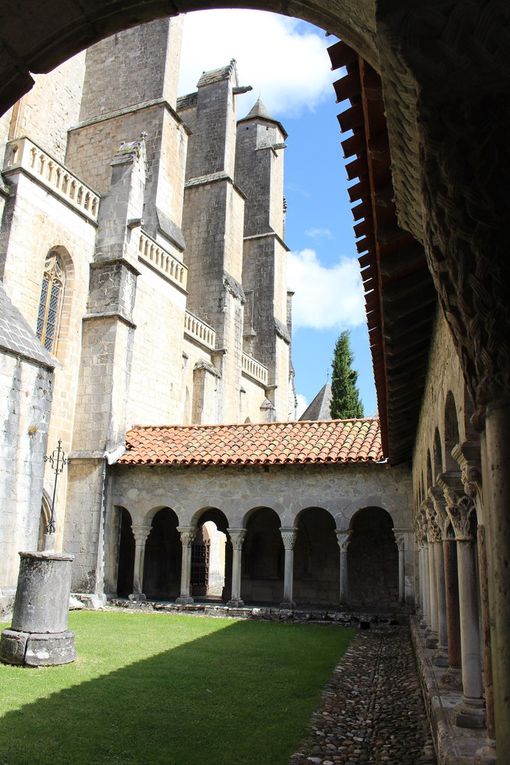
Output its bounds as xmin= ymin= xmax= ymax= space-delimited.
xmin=143 ymin=507 xmax=181 ymax=600
xmin=191 ymin=508 xmax=230 ymax=601
xmin=116 ymin=507 xmax=135 ymax=597
xmin=294 ymin=507 xmax=338 ymax=607
xmin=242 ymin=507 xmax=284 ymax=605
xmin=348 ymin=507 xmax=398 ymax=608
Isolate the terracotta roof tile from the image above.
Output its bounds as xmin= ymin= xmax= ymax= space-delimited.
xmin=118 ymin=419 xmax=384 ymax=467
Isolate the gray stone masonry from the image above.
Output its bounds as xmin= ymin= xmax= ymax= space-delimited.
xmin=0 ymin=552 xmax=76 ymax=666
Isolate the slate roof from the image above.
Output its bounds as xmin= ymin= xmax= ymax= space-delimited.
xmin=299 ymin=383 xmax=333 ymax=421
xmin=118 ymin=418 xmax=383 ymax=466
xmin=0 ymin=283 xmax=55 ymax=369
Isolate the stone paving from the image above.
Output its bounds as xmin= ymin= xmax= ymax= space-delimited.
xmin=289 ymin=625 xmax=437 ymax=765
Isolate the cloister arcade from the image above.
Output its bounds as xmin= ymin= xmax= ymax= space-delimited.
xmin=111 ymin=499 xmax=406 ymax=611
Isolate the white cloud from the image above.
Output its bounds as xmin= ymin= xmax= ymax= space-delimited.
xmin=178 ymin=10 xmax=333 ymax=118
xmin=305 ymin=227 xmax=334 ymax=240
xmin=295 ymin=393 xmax=309 ymax=418
xmin=287 ymin=249 xmax=365 ymax=330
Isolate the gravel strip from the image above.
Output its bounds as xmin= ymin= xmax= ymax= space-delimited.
xmin=289 ymin=625 xmax=436 ymax=765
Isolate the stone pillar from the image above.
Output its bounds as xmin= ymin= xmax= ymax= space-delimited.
xmin=280 ymin=528 xmax=298 ymax=609
xmin=455 ymin=533 xmax=485 ymax=727
xmin=428 ymin=541 xmax=439 ymax=637
xmin=0 ymin=552 xmax=76 ymax=666
xmin=478 ymin=524 xmax=495 ymax=739
xmin=443 ymin=538 xmax=461 ymax=668
xmin=422 ymin=544 xmax=431 ymax=627
xmin=226 ymin=529 xmax=246 ymax=608
xmin=176 ymin=527 xmax=195 ymax=605
xmin=336 ymin=529 xmax=351 ymax=606
xmin=394 ymin=531 xmax=405 ymax=604
xmin=434 ymin=540 xmax=448 ymax=653
xmin=485 ymin=400 xmax=510 ymax=752
xmin=129 ymin=523 xmax=151 ymax=601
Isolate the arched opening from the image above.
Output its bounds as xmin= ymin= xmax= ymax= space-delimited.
xmin=294 ymin=507 xmax=338 ymax=606
xmin=242 ymin=507 xmax=283 ymax=605
xmin=348 ymin=506 xmax=398 ymax=607
xmin=191 ymin=508 xmax=229 ymax=601
xmin=143 ymin=508 xmax=181 ymax=600
xmin=444 ymin=391 xmax=460 ymax=471
xmin=116 ymin=507 xmax=135 ymax=597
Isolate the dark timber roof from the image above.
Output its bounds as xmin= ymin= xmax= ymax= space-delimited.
xmin=328 ymin=41 xmax=437 ymax=465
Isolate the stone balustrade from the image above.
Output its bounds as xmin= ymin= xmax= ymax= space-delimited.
xmin=242 ymin=352 xmax=269 ymax=386
xmin=184 ymin=311 xmax=216 ymax=350
xmin=3 ymin=137 xmax=100 ymax=222
xmin=138 ymin=231 xmax=188 ymax=291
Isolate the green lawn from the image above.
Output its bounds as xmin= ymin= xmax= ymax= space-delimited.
xmin=0 ymin=611 xmax=353 ymax=765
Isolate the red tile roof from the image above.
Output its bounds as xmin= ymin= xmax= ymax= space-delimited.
xmin=118 ymin=419 xmax=383 ymax=466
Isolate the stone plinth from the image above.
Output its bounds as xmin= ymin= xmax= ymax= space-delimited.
xmin=0 ymin=551 xmax=76 ymax=667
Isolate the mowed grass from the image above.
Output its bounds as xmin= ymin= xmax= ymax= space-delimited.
xmin=0 ymin=611 xmax=353 ymax=765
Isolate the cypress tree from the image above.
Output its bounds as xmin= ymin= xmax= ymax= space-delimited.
xmin=330 ymin=331 xmax=364 ymax=419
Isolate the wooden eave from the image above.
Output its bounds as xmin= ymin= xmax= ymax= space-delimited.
xmin=329 ymin=41 xmax=437 ymax=465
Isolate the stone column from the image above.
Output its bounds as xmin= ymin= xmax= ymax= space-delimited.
xmin=443 ymin=538 xmax=461 ymax=668
xmin=280 ymin=528 xmax=298 ymax=609
xmin=394 ymin=531 xmax=405 ymax=604
xmin=129 ymin=523 xmax=151 ymax=601
xmin=226 ymin=529 xmax=246 ymax=608
xmin=0 ymin=552 xmax=76 ymax=666
xmin=335 ymin=529 xmax=351 ymax=606
xmin=485 ymin=400 xmax=510 ymax=752
xmin=422 ymin=544 xmax=431 ymax=627
xmin=434 ymin=540 xmax=448 ymax=654
xmin=428 ymin=541 xmax=439 ymax=636
xmin=176 ymin=526 xmax=196 ymax=605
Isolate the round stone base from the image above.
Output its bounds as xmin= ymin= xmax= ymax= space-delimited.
xmin=0 ymin=628 xmax=76 ymax=667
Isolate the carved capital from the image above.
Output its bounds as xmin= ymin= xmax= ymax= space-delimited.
xmin=280 ymin=527 xmax=298 ymax=550
xmin=437 ymin=470 xmax=464 ymax=511
xmin=414 ymin=509 xmax=428 ymax=548
xmin=394 ymin=533 xmax=405 ymax=552
xmin=335 ymin=528 xmax=351 ymax=553
xmin=422 ymin=498 xmax=443 ymax=543
xmin=228 ymin=528 xmax=246 ymax=551
xmin=177 ymin=526 xmax=196 ymax=547
xmin=451 ymin=442 xmax=482 ymax=498
xmin=131 ymin=523 xmax=151 ymax=544
xmin=445 ymin=495 xmax=476 ymax=541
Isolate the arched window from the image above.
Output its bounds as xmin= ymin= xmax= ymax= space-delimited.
xmin=36 ymin=251 xmax=65 ymax=352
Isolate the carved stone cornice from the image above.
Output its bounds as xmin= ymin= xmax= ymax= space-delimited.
xmin=451 ymin=441 xmax=482 ymax=498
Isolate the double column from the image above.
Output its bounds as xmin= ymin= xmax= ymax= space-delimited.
xmin=129 ymin=523 xmax=151 ymax=601
xmin=226 ymin=529 xmax=246 ymax=607
xmin=176 ymin=526 xmax=196 ymax=605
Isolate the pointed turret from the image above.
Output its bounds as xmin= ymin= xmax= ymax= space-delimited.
xmin=238 ymin=98 xmax=287 ymax=139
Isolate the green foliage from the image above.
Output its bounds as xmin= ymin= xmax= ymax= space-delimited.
xmin=0 ymin=612 xmax=353 ymax=765
xmin=330 ymin=330 xmax=364 ymax=419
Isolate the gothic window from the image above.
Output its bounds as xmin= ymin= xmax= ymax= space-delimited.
xmin=36 ymin=251 xmax=65 ymax=352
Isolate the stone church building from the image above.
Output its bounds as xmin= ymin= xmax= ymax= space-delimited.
xmin=0 ymin=3 xmax=509 ymax=763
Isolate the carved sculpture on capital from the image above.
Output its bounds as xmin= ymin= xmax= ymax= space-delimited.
xmin=335 ymin=528 xmax=351 ymax=553
xmin=177 ymin=526 xmax=196 ymax=547
xmin=414 ymin=508 xmax=428 ymax=549
xmin=451 ymin=442 xmax=482 ymax=500
xmin=394 ymin=532 xmax=405 ymax=552
xmin=423 ymin=499 xmax=442 ymax=544
xmin=228 ymin=529 xmax=246 ymax=551
xmin=280 ymin=528 xmax=298 ymax=550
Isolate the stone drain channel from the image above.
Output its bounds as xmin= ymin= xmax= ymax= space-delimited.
xmin=289 ymin=625 xmax=436 ymax=765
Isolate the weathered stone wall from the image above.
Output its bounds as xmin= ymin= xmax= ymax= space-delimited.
xmin=127 ymin=262 xmax=187 ymax=425
xmin=412 ymin=310 xmax=475 ymax=500
xmin=4 ymin=52 xmax=85 ymax=163
xmin=78 ymin=19 xmax=182 ymax=122
xmin=0 ymin=170 xmax=97 ymax=550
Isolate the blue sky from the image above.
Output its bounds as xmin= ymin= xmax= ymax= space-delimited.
xmin=179 ymin=10 xmax=377 ymax=417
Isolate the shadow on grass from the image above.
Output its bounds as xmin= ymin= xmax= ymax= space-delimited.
xmin=0 ymin=614 xmax=353 ymax=765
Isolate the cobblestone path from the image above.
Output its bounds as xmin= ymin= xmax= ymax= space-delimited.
xmin=289 ymin=625 xmax=436 ymax=765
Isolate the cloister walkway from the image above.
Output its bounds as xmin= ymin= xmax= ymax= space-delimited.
xmin=289 ymin=625 xmax=436 ymax=765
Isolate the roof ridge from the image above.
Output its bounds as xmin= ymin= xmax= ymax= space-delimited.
xmin=128 ymin=417 xmax=379 ymax=431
